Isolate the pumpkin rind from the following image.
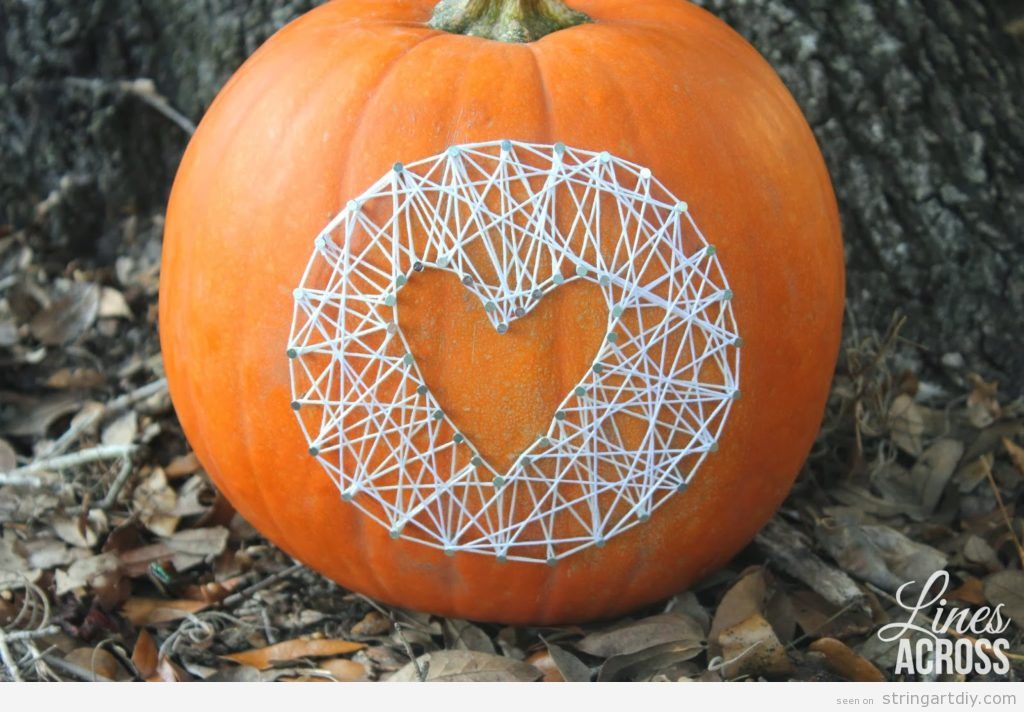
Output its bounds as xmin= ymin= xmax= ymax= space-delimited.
xmin=160 ymin=0 xmax=844 ymax=623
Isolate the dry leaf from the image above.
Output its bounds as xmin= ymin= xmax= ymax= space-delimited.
xmin=132 ymin=468 xmax=179 ymax=536
xmin=709 ymin=567 xmax=767 ymax=655
xmin=45 ymin=367 xmax=105 ymax=390
xmin=443 ymin=618 xmax=495 ymax=653
xmin=101 ymin=411 xmax=138 ymax=446
xmin=0 ymin=438 xmax=18 ymax=472
xmin=1003 ymin=437 xmax=1024 ymax=476
xmin=21 ymin=538 xmax=75 ymax=570
xmin=132 ymin=629 xmax=159 ymax=679
xmin=121 ymin=597 xmax=208 ymax=626
xmin=528 ymin=642 xmax=591 ymax=682
xmin=55 ymin=552 xmax=120 ymax=595
xmin=390 ymin=650 xmax=541 ymax=682
xmin=64 ymin=646 xmax=131 ymax=681
xmin=596 ymin=640 xmax=703 ymax=682
xmin=116 ymin=526 xmax=227 ymax=577
xmin=948 ymin=576 xmax=988 ymax=605
xmin=809 ymin=637 xmax=886 ymax=682
xmin=29 ymin=282 xmax=100 ymax=345
xmin=317 ymin=658 xmax=368 ymax=682
xmin=718 ymin=613 xmax=793 ymax=679
xmin=351 ymin=610 xmax=392 ymax=637
xmin=224 ymin=637 xmax=365 ymax=670
xmin=526 ymin=650 xmax=564 ymax=682
xmin=966 ymin=374 xmax=1001 ymax=428
xmin=0 ymin=392 xmax=83 ymax=438
xmin=98 ymin=286 xmax=132 ymax=319
xmin=578 ymin=612 xmax=704 ymax=658
xmin=983 ymin=570 xmax=1024 ymax=628
xmin=817 ymin=508 xmax=948 ymax=594
xmin=888 ymin=394 xmax=926 ymax=455
xmin=164 ymin=452 xmax=201 ymax=478
xmin=52 ymin=509 xmax=108 ymax=548
xmin=909 ymin=438 xmax=964 ymax=512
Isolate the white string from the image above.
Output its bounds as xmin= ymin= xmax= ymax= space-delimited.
xmin=287 ymin=140 xmax=741 ymax=564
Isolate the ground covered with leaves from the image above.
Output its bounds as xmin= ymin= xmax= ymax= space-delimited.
xmin=0 ymin=223 xmax=1022 ymax=682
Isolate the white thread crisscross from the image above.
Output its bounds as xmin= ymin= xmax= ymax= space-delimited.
xmin=287 ymin=140 xmax=740 ymax=564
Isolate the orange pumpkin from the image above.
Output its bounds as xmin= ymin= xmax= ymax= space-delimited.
xmin=159 ymin=0 xmax=844 ymax=624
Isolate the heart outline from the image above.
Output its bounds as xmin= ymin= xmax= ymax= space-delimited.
xmin=288 ymin=140 xmax=741 ymax=564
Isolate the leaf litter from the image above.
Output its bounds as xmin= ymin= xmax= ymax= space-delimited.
xmin=0 ymin=228 xmax=1023 ymax=681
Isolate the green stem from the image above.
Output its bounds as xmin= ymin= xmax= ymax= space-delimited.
xmin=428 ymin=0 xmax=590 ymax=43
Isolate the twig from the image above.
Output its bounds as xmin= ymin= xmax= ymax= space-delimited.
xmin=355 ymin=594 xmax=428 ymax=682
xmin=0 ymin=628 xmax=22 ymax=682
xmin=219 ymin=562 xmax=305 ymax=609
xmin=755 ymin=516 xmax=869 ymax=612
xmin=40 ymin=652 xmax=114 ymax=682
xmin=119 ymin=79 xmax=196 ymax=135
xmin=64 ymin=77 xmax=194 ymax=135
xmin=40 ymin=378 xmax=168 ymax=459
xmin=3 ymin=626 xmax=59 ymax=642
xmin=0 ymin=444 xmax=137 ymax=488
xmin=98 ymin=456 xmax=135 ymax=510
xmin=979 ymin=454 xmax=1024 ymax=569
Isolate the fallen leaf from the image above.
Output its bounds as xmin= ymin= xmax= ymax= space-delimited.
xmin=29 ymin=282 xmax=100 ymax=345
xmin=527 ymin=650 xmax=564 ymax=682
xmin=596 ymin=640 xmax=703 ymax=682
xmin=948 ymin=576 xmax=987 ymax=605
xmin=888 ymin=394 xmax=926 ymax=456
xmin=809 ymin=637 xmax=886 ymax=682
xmin=0 ymin=531 xmax=34 ymax=589
xmin=21 ymin=538 xmax=75 ymax=570
xmin=962 ymin=535 xmax=1000 ymax=571
xmin=1004 ymin=437 xmax=1024 ymax=477
xmin=0 ymin=392 xmax=83 ymax=438
xmin=65 ymin=646 xmax=131 ymax=681
xmin=0 ymin=438 xmax=18 ymax=471
xmin=718 ymin=613 xmax=793 ymax=679
xmin=52 ymin=509 xmax=108 ymax=548
xmin=98 ymin=286 xmax=132 ymax=319
xmin=443 ymin=618 xmax=495 ymax=654
xmin=817 ymin=508 xmax=948 ymax=594
xmin=101 ymin=411 xmax=138 ymax=446
xmin=351 ymin=610 xmax=392 ymax=637
xmin=317 ymin=658 xmax=368 ymax=682
xmin=527 ymin=642 xmax=591 ymax=682
xmin=709 ymin=567 xmax=767 ymax=656
xmin=224 ymin=637 xmax=365 ymax=670
xmin=132 ymin=469 xmax=179 ymax=536
xmin=578 ymin=612 xmax=703 ymax=659
xmin=666 ymin=591 xmax=711 ymax=634
xmin=390 ymin=650 xmax=542 ymax=682
xmin=132 ymin=629 xmax=159 ymax=679
xmin=121 ymin=597 xmax=208 ymax=626
xmin=909 ymin=438 xmax=964 ymax=512
xmin=55 ymin=552 xmax=120 ymax=595
xmin=116 ymin=526 xmax=229 ymax=578
xmin=164 ymin=452 xmax=201 ymax=479
xmin=45 ymin=368 xmax=105 ymax=390
xmin=983 ymin=570 xmax=1024 ymax=629
xmin=966 ymin=374 xmax=1001 ymax=429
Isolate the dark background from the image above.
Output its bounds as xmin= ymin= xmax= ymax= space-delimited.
xmin=2 ymin=0 xmax=1023 ymax=390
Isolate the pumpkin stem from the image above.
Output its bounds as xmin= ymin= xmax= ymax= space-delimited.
xmin=428 ymin=0 xmax=590 ymax=43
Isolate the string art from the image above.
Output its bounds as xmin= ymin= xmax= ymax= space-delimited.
xmin=287 ymin=140 xmax=741 ymax=564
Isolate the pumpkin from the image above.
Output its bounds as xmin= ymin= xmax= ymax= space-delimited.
xmin=159 ymin=0 xmax=844 ymax=624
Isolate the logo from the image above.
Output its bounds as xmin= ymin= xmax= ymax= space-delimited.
xmin=878 ymin=570 xmax=1011 ymax=676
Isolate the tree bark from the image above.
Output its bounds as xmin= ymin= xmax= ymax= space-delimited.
xmin=2 ymin=0 xmax=1022 ymax=390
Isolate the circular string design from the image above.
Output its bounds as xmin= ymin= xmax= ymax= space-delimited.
xmin=287 ymin=140 xmax=740 ymax=564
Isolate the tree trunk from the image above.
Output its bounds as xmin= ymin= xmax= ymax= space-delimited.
xmin=2 ymin=0 xmax=1022 ymax=390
